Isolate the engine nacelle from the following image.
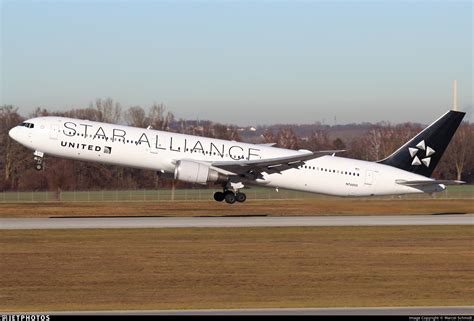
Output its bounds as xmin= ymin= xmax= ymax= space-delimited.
xmin=174 ymin=160 xmax=227 ymax=184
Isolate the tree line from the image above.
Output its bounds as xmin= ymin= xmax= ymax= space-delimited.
xmin=1 ymin=99 xmax=473 ymax=193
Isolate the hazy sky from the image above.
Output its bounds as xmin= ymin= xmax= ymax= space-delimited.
xmin=1 ymin=1 xmax=472 ymax=125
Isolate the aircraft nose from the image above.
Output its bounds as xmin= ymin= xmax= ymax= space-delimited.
xmin=9 ymin=126 xmax=19 ymax=141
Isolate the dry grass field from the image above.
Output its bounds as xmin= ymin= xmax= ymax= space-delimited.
xmin=1 ymin=226 xmax=473 ymax=311
xmin=0 ymin=198 xmax=472 ymax=218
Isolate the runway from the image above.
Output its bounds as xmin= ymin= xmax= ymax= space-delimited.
xmin=0 ymin=214 xmax=472 ymax=229
xmin=16 ymin=306 xmax=474 ymax=315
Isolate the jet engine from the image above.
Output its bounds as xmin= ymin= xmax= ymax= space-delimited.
xmin=174 ymin=160 xmax=227 ymax=184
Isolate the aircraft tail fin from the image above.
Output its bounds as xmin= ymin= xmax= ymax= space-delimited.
xmin=377 ymin=110 xmax=465 ymax=177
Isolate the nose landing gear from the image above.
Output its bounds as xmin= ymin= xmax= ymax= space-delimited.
xmin=34 ymin=150 xmax=44 ymax=171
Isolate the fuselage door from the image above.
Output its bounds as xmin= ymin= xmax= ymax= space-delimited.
xmin=365 ymin=170 xmax=375 ymax=185
xmin=50 ymin=125 xmax=59 ymax=140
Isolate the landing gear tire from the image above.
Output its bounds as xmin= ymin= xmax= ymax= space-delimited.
xmin=213 ymin=191 xmax=225 ymax=202
xmin=35 ymin=163 xmax=43 ymax=171
xmin=235 ymin=192 xmax=246 ymax=203
xmin=224 ymin=191 xmax=236 ymax=204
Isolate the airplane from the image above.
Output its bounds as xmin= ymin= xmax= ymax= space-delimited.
xmin=8 ymin=109 xmax=465 ymax=204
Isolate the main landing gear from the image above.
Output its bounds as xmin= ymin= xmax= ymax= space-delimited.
xmin=34 ymin=150 xmax=44 ymax=171
xmin=213 ymin=190 xmax=247 ymax=204
xmin=215 ymin=181 xmax=247 ymax=204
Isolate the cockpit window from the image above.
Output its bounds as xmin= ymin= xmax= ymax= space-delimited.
xmin=20 ymin=122 xmax=34 ymax=128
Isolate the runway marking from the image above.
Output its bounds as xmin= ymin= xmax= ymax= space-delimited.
xmin=0 ymin=214 xmax=472 ymax=230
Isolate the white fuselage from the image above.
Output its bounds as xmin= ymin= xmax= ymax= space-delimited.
xmin=9 ymin=116 xmax=444 ymax=196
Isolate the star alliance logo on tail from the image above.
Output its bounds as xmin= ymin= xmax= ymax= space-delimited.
xmin=408 ymin=140 xmax=435 ymax=167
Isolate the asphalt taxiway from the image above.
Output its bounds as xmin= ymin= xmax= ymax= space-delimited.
xmin=0 ymin=214 xmax=472 ymax=229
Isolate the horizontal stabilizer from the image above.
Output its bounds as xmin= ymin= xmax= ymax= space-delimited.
xmin=395 ymin=179 xmax=465 ymax=187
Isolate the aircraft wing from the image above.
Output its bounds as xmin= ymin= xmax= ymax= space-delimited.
xmin=395 ymin=179 xmax=465 ymax=186
xmin=210 ymin=150 xmax=344 ymax=179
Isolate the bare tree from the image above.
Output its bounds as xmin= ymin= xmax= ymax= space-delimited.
xmin=275 ymin=128 xmax=299 ymax=149
xmin=68 ymin=108 xmax=102 ymax=121
xmin=439 ymin=123 xmax=474 ymax=180
xmin=360 ymin=122 xmax=421 ymax=161
xmin=212 ymin=123 xmax=229 ymax=139
xmin=148 ymin=103 xmax=174 ymax=130
xmin=1 ymin=103 xmax=473 ymax=192
xmin=261 ymin=129 xmax=275 ymax=144
xmin=94 ymin=98 xmax=122 ymax=123
xmin=0 ymin=106 xmax=27 ymax=190
xmin=125 ymin=106 xmax=147 ymax=127
xmin=227 ymin=126 xmax=241 ymax=142
xmin=347 ymin=136 xmax=370 ymax=160
xmin=366 ymin=128 xmax=383 ymax=160
xmin=303 ymin=129 xmax=331 ymax=150
xmin=332 ymin=138 xmax=346 ymax=150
